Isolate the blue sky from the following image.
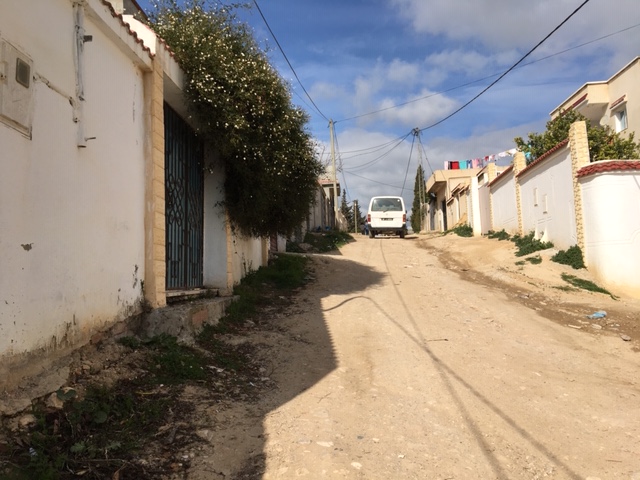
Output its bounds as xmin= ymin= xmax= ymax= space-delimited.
xmin=135 ymin=0 xmax=640 ymax=216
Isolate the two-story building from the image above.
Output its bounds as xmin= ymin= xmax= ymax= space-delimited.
xmin=550 ymin=57 xmax=640 ymax=139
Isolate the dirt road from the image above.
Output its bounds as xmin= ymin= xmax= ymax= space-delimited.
xmin=188 ymin=234 xmax=640 ymax=480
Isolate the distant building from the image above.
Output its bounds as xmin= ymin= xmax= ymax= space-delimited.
xmin=550 ymin=57 xmax=640 ymax=140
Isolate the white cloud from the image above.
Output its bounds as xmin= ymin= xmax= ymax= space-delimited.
xmin=375 ymin=89 xmax=459 ymax=128
xmin=425 ymin=49 xmax=515 ymax=74
xmin=387 ymin=59 xmax=420 ymax=84
xmin=390 ymin=0 xmax=640 ymax=61
xmin=309 ymin=81 xmax=347 ymax=101
xmin=329 ymin=128 xmax=417 ymax=207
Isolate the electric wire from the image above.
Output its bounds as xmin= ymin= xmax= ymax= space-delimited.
xmin=252 ymin=0 xmax=329 ymax=122
xmin=400 ymin=133 xmax=416 ymax=195
xmin=343 ymin=133 xmax=412 ymax=171
xmin=338 ymin=134 xmax=410 ymax=156
xmin=335 ymin=4 xmax=630 ymax=126
xmin=257 ymin=0 xmax=604 ymax=205
xmin=333 ymin=132 xmax=351 ymax=202
xmin=344 ymin=170 xmax=403 ymax=189
xmin=417 ymin=134 xmax=434 ymax=178
xmin=417 ymin=0 xmax=592 ymax=132
xmin=324 ymin=20 xmax=637 ymax=155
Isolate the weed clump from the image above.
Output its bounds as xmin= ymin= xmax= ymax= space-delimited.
xmin=516 ymin=255 xmax=542 ymax=266
xmin=512 ymin=232 xmax=553 ymax=257
xmin=561 ymin=273 xmax=617 ymax=299
xmin=3 ymin=379 xmax=177 ymax=479
xmin=289 ymin=230 xmax=352 ymax=253
xmin=551 ymin=245 xmax=585 ymax=269
xmin=487 ymin=229 xmax=511 ymax=241
xmin=527 ymin=255 xmax=543 ymax=265
xmin=202 ymin=253 xmax=310 ymax=335
xmin=451 ymin=224 xmax=473 ymax=237
xmin=2 ymin=254 xmax=311 ymax=479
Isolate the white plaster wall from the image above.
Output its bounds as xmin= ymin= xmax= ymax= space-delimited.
xmin=231 ymin=235 xmax=267 ymax=284
xmin=202 ymin=154 xmax=268 ymax=288
xmin=518 ymin=147 xmax=577 ymax=249
xmin=0 ymin=1 xmax=147 ymax=358
xmin=202 ymin=155 xmax=229 ymax=290
xmin=580 ymin=172 xmax=640 ymax=297
xmin=307 ymin=186 xmax=329 ymax=231
xmin=606 ymin=61 xmax=640 ymax=141
xmin=469 ymin=177 xmax=481 ymax=236
xmin=276 ymin=235 xmax=287 ymax=252
xmin=478 ymin=185 xmax=492 ymax=235
xmin=490 ymin=173 xmax=518 ymax=233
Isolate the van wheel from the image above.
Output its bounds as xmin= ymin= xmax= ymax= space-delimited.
xmin=400 ymin=230 xmax=405 ymax=239
xmin=369 ymin=230 xmax=375 ymax=238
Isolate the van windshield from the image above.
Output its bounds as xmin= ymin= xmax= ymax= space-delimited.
xmin=371 ymin=198 xmax=403 ymax=212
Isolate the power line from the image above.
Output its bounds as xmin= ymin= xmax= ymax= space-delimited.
xmin=338 ymin=134 xmax=410 ymax=156
xmin=417 ymin=0 xmax=592 ymax=132
xmin=252 ymin=0 xmax=329 ymax=122
xmin=400 ymin=130 xmax=417 ymax=195
xmin=333 ymin=130 xmax=351 ymax=202
xmin=344 ymin=170 xmax=403 ymax=189
xmin=335 ymin=5 xmax=633 ymax=127
xmin=416 ymin=134 xmax=434 ymax=178
xmin=343 ymin=133 xmax=411 ymax=171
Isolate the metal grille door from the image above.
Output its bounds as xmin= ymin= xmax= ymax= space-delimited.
xmin=164 ymin=104 xmax=204 ymax=290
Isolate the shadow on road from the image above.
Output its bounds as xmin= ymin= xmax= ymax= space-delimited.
xmin=207 ymin=254 xmax=386 ymax=479
xmin=354 ymin=245 xmax=583 ymax=480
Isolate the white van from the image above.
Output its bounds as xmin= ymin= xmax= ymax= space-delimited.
xmin=367 ymin=196 xmax=407 ymax=238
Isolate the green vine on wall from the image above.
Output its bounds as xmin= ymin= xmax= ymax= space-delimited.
xmin=149 ymin=1 xmax=323 ymax=237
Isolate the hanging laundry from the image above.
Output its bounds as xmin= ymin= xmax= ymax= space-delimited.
xmin=441 ymin=147 xmax=515 ymax=171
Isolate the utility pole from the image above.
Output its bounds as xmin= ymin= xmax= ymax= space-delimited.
xmin=329 ymin=120 xmax=339 ymax=229
xmin=414 ymin=127 xmax=427 ymax=232
xmin=354 ymin=199 xmax=358 ymax=233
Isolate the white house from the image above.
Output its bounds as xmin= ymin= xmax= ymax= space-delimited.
xmin=0 ymin=0 xmax=267 ymax=391
xmin=550 ymin=57 xmax=640 ymax=141
xmin=516 ymin=140 xmax=578 ymax=249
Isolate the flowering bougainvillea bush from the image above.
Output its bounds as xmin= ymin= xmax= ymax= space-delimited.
xmin=149 ymin=0 xmax=324 ymax=237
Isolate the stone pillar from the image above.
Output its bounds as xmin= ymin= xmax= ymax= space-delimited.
xmin=512 ymin=151 xmax=527 ymax=236
xmin=486 ymin=162 xmax=497 ymax=182
xmin=487 ymin=163 xmax=497 ymax=232
xmin=569 ymin=121 xmax=590 ymax=253
xmin=470 ymin=176 xmax=480 ymax=236
xmin=225 ymin=213 xmax=235 ymax=293
xmin=143 ymin=48 xmax=167 ymax=308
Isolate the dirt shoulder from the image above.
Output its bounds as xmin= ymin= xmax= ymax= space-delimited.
xmin=418 ymin=232 xmax=640 ymax=351
xmin=2 ymin=233 xmax=639 ymax=479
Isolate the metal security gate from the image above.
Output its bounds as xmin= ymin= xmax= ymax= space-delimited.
xmin=164 ymin=103 xmax=204 ymax=290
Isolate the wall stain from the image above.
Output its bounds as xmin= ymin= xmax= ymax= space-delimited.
xmin=21 ymin=243 xmax=33 ymax=251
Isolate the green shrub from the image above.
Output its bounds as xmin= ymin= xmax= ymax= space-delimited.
xmin=451 ymin=224 xmax=473 ymax=237
xmin=512 ymin=232 xmax=553 ymax=257
xmin=487 ymin=229 xmax=511 ymax=241
xmin=551 ymin=245 xmax=585 ymax=269
xmin=516 ymin=255 xmax=542 ymax=266
xmin=561 ymin=273 xmax=617 ymax=299
xmin=291 ymin=230 xmax=353 ymax=253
